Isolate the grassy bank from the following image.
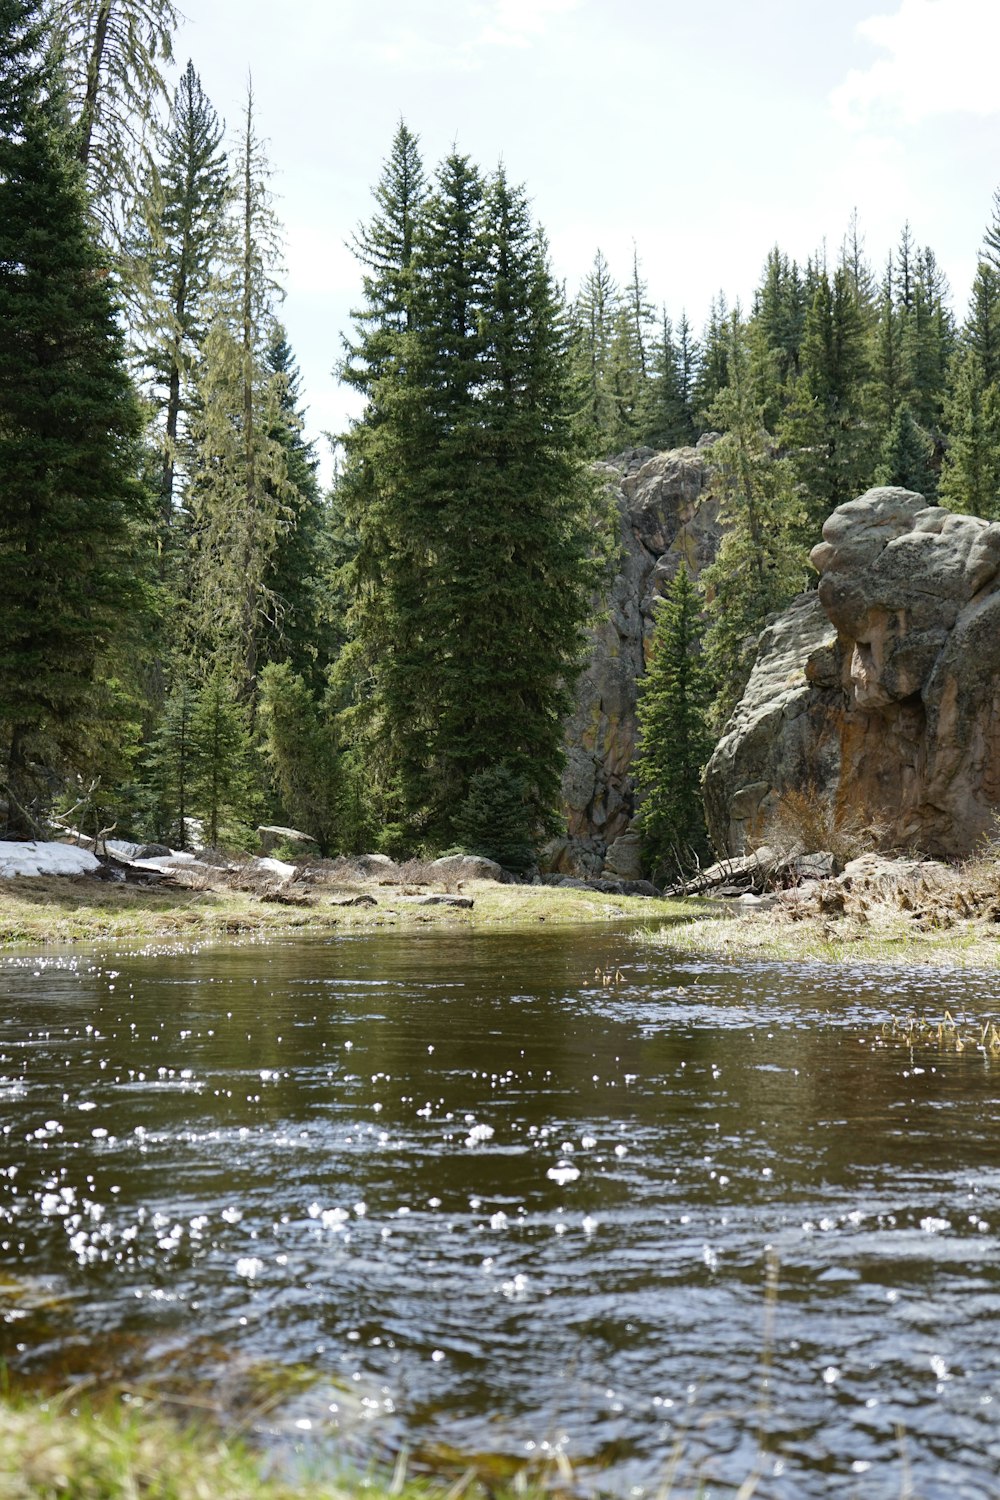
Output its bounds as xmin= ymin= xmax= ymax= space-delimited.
xmin=642 ymin=903 xmax=1000 ymax=967
xmin=0 ymin=869 xmax=698 ymax=949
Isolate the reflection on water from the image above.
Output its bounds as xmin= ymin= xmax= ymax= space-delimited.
xmin=3 ymin=929 xmax=1000 ymax=1497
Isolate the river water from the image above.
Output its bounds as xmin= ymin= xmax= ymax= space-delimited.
xmin=2 ymin=926 xmax=1000 ymax=1497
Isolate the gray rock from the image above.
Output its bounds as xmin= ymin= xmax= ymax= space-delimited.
xmin=561 ymin=447 xmax=721 ymax=848
xmin=257 ymin=825 xmax=319 ymax=855
xmin=602 ymin=828 xmax=645 ymax=880
xmin=400 ymin=893 xmax=475 ymax=908
xmin=428 ymin=854 xmax=511 ymax=883
xmin=706 ymin=486 xmax=1000 ymax=858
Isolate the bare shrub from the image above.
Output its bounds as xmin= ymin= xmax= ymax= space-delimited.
xmin=762 ymin=784 xmax=890 ymax=867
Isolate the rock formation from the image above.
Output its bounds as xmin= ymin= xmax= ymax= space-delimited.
xmin=548 ymin=445 xmax=722 ymax=878
xmin=704 ymin=487 xmax=1000 ymax=859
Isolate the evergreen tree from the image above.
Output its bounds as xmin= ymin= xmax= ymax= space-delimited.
xmin=639 ymin=306 xmax=684 ymax=448
xmin=453 ymin=765 xmax=536 ymax=874
xmin=673 ymin=310 xmax=701 ymax=442
xmin=633 ymin=565 xmax=713 ymax=882
xmin=569 ymin=248 xmax=627 ymax=454
xmin=870 ymin=252 xmax=904 ymax=435
xmin=694 ymin=292 xmax=731 ymax=423
xmin=259 ymin=329 xmax=336 ymax=688
xmin=189 ymin=662 xmax=257 ymax=848
xmin=339 ymin=140 xmax=595 ymax=847
xmin=939 ymin=348 xmax=1000 ymax=518
xmin=53 ymin=0 xmax=178 ymax=243
xmin=965 ymin=261 xmax=1000 ymax=386
xmin=140 ymin=674 xmax=196 ymax=846
xmin=133 ymin=59 xmax=230 ymax=526
xmin=184 ymin=85 xmax=291 ymax=702
xmin=340 ymin=119 xmax=427 ymax=395
xmin=700 ymin=317 xmax=808 ymax=727
xmin=780 ymin=265 xmax=874 ymax=533
xmin=874 ymin=402 xmax=935 ymax=495
xmin=258 ymin=661 xmax=341 ymax=851
xmin=0 ymin=0 xmax=154 ymax=834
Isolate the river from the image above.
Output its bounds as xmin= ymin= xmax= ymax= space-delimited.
xmin=2 ymin=926 xmax=1000 ymax=1498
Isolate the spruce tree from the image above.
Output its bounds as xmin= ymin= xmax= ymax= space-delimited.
xmin=141 ymin=675 xmax=196 ymax=846
xmin=260 ymin=330 xmax=334 ymax=682
xmin=0 ymin=0 xmax=154 ymax=834
xmin=634 ymin=565 xmax=713 ymax=883
xmin=639 ymin=306 xmax=685 ymax=448
xmin=133 ymin=59 xmax=230 ymax=525
xmin=875 ymin=402 xmax=935 ymax=495
xmin=258 ymin=661 xmax=341 ymax=850
xmin=339 ymin=139 xmax=595 ymax=848
xmin=779 ymin=266 xmax=874 ymax=534
xmin=189 ymin=663 xmax=256 ymax=848
xmin=939 ymin=349 xmax=1000 ymax=518
xmin=53 ymin=0 xmax=178 ymax=244
xmin=340 ymin=119 xmax=427 ymax=395
xmin=700 ymin=317 xmax=808 ymax=728
xmin=569 ymin=248 xmax=627 ymax=454
xmin=184 ymin=86 xmax=291 ymax=703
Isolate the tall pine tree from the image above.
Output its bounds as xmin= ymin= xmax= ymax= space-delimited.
xmin=0 ymin=0 xmax=154 ymax=834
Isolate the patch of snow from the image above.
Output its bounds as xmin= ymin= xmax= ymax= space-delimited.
xmin=0 ymin=842 xmax=100 ymax=878
xmin=255 ymin=856 xmax=297 ymax=881
xmin=130 ymin=853 xmax=199 ymax=871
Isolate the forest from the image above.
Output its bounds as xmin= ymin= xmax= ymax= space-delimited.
xmin=4 ymin=0 xmax=1000 ymax=882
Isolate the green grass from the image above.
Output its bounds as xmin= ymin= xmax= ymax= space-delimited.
xmin=0 ymin=872 xmax=699 ymax=950
xmin=0 ymin=1389 xmax=584 ymax=1500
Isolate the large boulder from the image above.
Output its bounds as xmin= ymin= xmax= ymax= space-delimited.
xmin=557 ymin=446 xmax=722 ymax=874
xmin=705 ymin=487 xmax=1000 ymax=859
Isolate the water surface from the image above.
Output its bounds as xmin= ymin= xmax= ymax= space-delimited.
xmin=2 ymin=927 xmax=1000 ymax=1497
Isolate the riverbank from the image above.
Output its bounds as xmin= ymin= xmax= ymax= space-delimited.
xmin=0 ymin=860 xmax=696 ymax=949
xmin=645 ymin=848 xmax=1000 ymax=966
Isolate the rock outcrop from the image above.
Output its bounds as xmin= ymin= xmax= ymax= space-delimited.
xmin=553 ymin=445 xmax=721 ymax=876
xmin=705 ymin=487 xmax=1000 ymax=859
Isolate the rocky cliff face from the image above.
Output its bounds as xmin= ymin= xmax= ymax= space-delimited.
xmin=704 ymin=487 xmax=1000 ymax=859
xmin=548 ymin=444 xmax=721 ymax=878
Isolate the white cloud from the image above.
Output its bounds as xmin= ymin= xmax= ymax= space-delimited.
xmin=477 ymin=0 xmax=581 ymax=48
xmin=367 ymin=0 xmax=581 ymax=71
xmin=832 ymin=0 xmax=1000 ymax=127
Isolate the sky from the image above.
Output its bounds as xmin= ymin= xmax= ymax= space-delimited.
xmin=167 ymin=0 xmax=1000 ymax=483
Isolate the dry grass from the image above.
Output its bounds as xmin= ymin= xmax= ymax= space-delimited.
xmin=0 ymin=869 xmax=696 ymax=950
xmin=761 ymin=785 xmax=890 ymax=868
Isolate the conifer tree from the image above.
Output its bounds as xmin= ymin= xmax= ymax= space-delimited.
xmin=184 ymin=86 xmax=291 ymax=702
xmin=339 ymin=138 xmax=594 ymax=848
xmin=633 ymin=565 xmax=713 ymax=882
xmin=694 ymin=293 xmax=731 ymax=423
xmin=964 ymin=262 xmax=1000 ymax=385
xmin=570 ymin=248 xmax=627 ymax=454
xmin=700 ymin=317 xmax=808 ymax=727
xmin=260 ymin=328 xmax=335 ymax=689
xmin=258 ymin=661 xmax=341 ymax=850
xmin=189 ymin=662 xmax=257 ymax=848
xmin=141 ymin=675 xmax=196 ymax=846
xmin=133 ymin=59 xmax=230 ymax=525
xmin=939 ymin=349 xmax=1000 ymax=518
xmin=779 ymin=266 xmax=874 ymax=533
xmin=340 ymin=119 xmax=427 ymax=395
xmin=639 ymin=306 xmax=684 ymax=448
xmin=673 ymin=311 xmax=702 ymax=442
xmin=0 ymin=0 xmax=154 ymax=833
xmin=53 ymin=0 xmax=178 ymax=244
xmin=875 ymin=402 xmax=935 ymax=495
